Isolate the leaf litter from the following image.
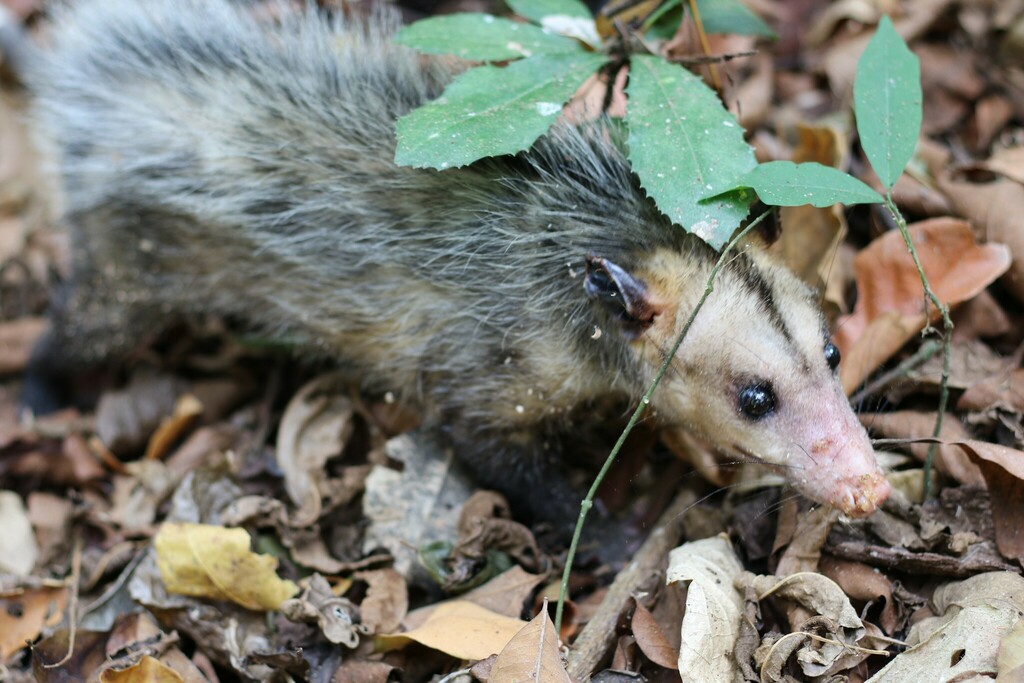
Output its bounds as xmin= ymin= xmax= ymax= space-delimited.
xmin=1 ymin=0 xmax=1024 ymax=681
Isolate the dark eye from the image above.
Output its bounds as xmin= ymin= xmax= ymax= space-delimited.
xmin=738 ymin=382 xmax=776 ymax=420
xmin=824 ymin=341 xmax=841 ymax=371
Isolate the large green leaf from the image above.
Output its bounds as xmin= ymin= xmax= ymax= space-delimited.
xmin=697 ymin=0 xmax=776 ymax=38
xmin=853 ymin=16 xmax=921 ymax=191
xmin=395 ymin=13 xmax=583 ymax=62
xmin=507 ymin=0 xmax=592 ymax=22
xmin=646 ymin=0 xmax=774 ymax=40
xmin=626 ymin=55 xmax=756 ymax=248
xmin=717 ymin=161 xmax=883 ymax=207
xmin=395 ymin=53 xmax=608 ymax=169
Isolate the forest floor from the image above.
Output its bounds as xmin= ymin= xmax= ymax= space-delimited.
xmin=1 ymin=0 xmax=1023 ymax=681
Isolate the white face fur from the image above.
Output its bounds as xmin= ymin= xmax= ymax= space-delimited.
xmin=628 ymin=246 xmax=890 ymax=516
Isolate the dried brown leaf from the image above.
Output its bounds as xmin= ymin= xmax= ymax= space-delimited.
xmin=490 ymin=607 xmax=570 ymax=683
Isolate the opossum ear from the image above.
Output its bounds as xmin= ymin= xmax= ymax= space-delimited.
xmin=584 ymin=255 xmax=657 ymax=336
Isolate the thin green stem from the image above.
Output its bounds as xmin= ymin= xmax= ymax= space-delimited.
xmin=554 ymin=211 xmax=770 ymax=634
xmin=883 ymin=193 xmax=953 ymax=499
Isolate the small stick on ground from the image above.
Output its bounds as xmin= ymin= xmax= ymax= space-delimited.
xmin=565 ymin=488 xmax=697 ymax=680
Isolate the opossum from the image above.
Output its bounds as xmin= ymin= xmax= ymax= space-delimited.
xmin=24 ymin=0 xmax=890 ymax=525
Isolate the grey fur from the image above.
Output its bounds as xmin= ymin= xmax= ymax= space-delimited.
xmin=29 ymin=0 xmax=875 ymax=525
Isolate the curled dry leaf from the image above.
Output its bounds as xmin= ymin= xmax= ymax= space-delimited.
xmin=666 ymin=534 xmax=744 ymax=682
xmin=276 ymin=373 xmax=355 ymax=521
xmin=490 ymin=606 xmax=570 ymax=683
xmin=820 ymin=557 xmax=900 ymax=635
xmin=958 ymin=368 xmax=1024 ymax=414
xmin=376 ymin=600 xmax=526 ymax=662
xmin=153 ymin=522 xmax=298 ymax=611
xmin=99 ymin=655 xmax=185 ymax=683
xmin=279 ymin=574 xmax=362 ymax=648
xmin=835 ymin=218 xmax=1011 ymax=391
xmin=143 ymin=394 xmax=204 ymax=461
xmin=866 ymin=572 xmax=1024 ymax=682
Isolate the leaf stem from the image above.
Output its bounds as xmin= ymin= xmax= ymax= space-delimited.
xmin=883 ymin=193 xmax=953 ymax=499
xmin=555 ymin=210 xmax=770 ymax=634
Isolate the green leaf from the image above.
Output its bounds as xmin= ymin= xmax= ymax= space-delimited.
xmin=853 ymin=15 xmax=922 ymax=190
xmin=626 ymin=55 xmax=756 ymax=248
xmin=395 ymin=13 xmax=583 ymax=61
xmin=508 ymin=0 xmax=600 ymax=47
xmin=718 ymin=161 xmax=883 ymax=207
xmin=395 ymin=53 xmax=608 ymax=169
xmin=697 ymin=0 xmax=776 ymax=38
xmin=507 ymin=0 xmax=592 ymax=22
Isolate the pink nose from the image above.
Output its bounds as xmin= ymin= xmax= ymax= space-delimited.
xmin=833 ymin=472 xmax=891 ymax=517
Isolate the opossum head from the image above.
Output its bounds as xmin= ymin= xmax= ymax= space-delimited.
xmin=584 ymin=246 xmax=890 ymax=517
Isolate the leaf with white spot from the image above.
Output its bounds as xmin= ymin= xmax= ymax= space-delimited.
xmin=626 ymin=55 xmax=756 ymax=248
xmin=396 ymin=14 xmax=584 ymax=62
xmin=395 ymin=53 xmax=608 ymax=169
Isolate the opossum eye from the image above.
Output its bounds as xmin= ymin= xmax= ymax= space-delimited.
xmin=738 ymin=382 xmax=776 ymax=420
xmin=824 ymin=342 xmax=841 ymax=371
xmin=584 ymin=255 xmax=656 ymax=335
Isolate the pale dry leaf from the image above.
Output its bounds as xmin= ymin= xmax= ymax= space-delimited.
xmin=276 ymin=373 xmax=354 ymax=519
xmin=457 ymin=565 xmax=547 ymax=619
xmin=153 ymin=522 xmax=299 ymax=611
xmin=998 ymin=618 xmax=1024 ymax=682
xmin=0 ymin=491 xmax=37 ymax=575
xmin=867 ymin=573 xmax=1024 ymax=682
xmin=353 ymin=568 xmax=407 ymax=635
xmin=490 ymin=607 xmax=570 ymax=683
xmin=666 ymin=534 xmax=744 ymax=682
xmin=376 ymin=600 xmax=527 ymax=662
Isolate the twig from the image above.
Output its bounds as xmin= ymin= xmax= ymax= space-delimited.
xmin=42 ymin=532 xmax=83 ymax=669
xmin=565 ymin=488 xmax=697 ymax=680
xmin=686 ymin=0 xmax=720 ymax=91
xmin=555 ymin=211 xmax=770 ymax=633
xmin=849 ymin=338 xmax=941 ymax=406
xmin=668 ymin=49 xmax=758 ymax=66
xmin=883 ymin=194 xmax=953 ymax=499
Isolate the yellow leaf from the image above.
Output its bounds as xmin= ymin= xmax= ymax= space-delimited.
xmin=100 ymin=656 xmax=184 ymax=683
xmin=376 ymin=601 xmax=526 ymax=662
xmin=154 ymin=523 xmax=298 ymax=611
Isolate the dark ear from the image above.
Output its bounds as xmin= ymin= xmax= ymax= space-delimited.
xmin=584 ymin=254 xmax=658 ymax=336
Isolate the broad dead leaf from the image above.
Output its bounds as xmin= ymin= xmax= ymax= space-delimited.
xmin=153 ymin=522 xmax=298 ymax=611
xmin=376 ymin=600 xmax=526 ymax=662
xmin=490 ymin=608 xmax=570 ymax=683
xmin=631 ymin=602 xmax=677 ymax=670
xmin=353 ymin=568 xmax=407 ymax=635
xmin=666 ymin=534 xmax=744 ymax=682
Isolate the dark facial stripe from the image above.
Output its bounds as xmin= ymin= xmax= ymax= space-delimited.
xmin=730 ymin=251 xmax=804 ymax=361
